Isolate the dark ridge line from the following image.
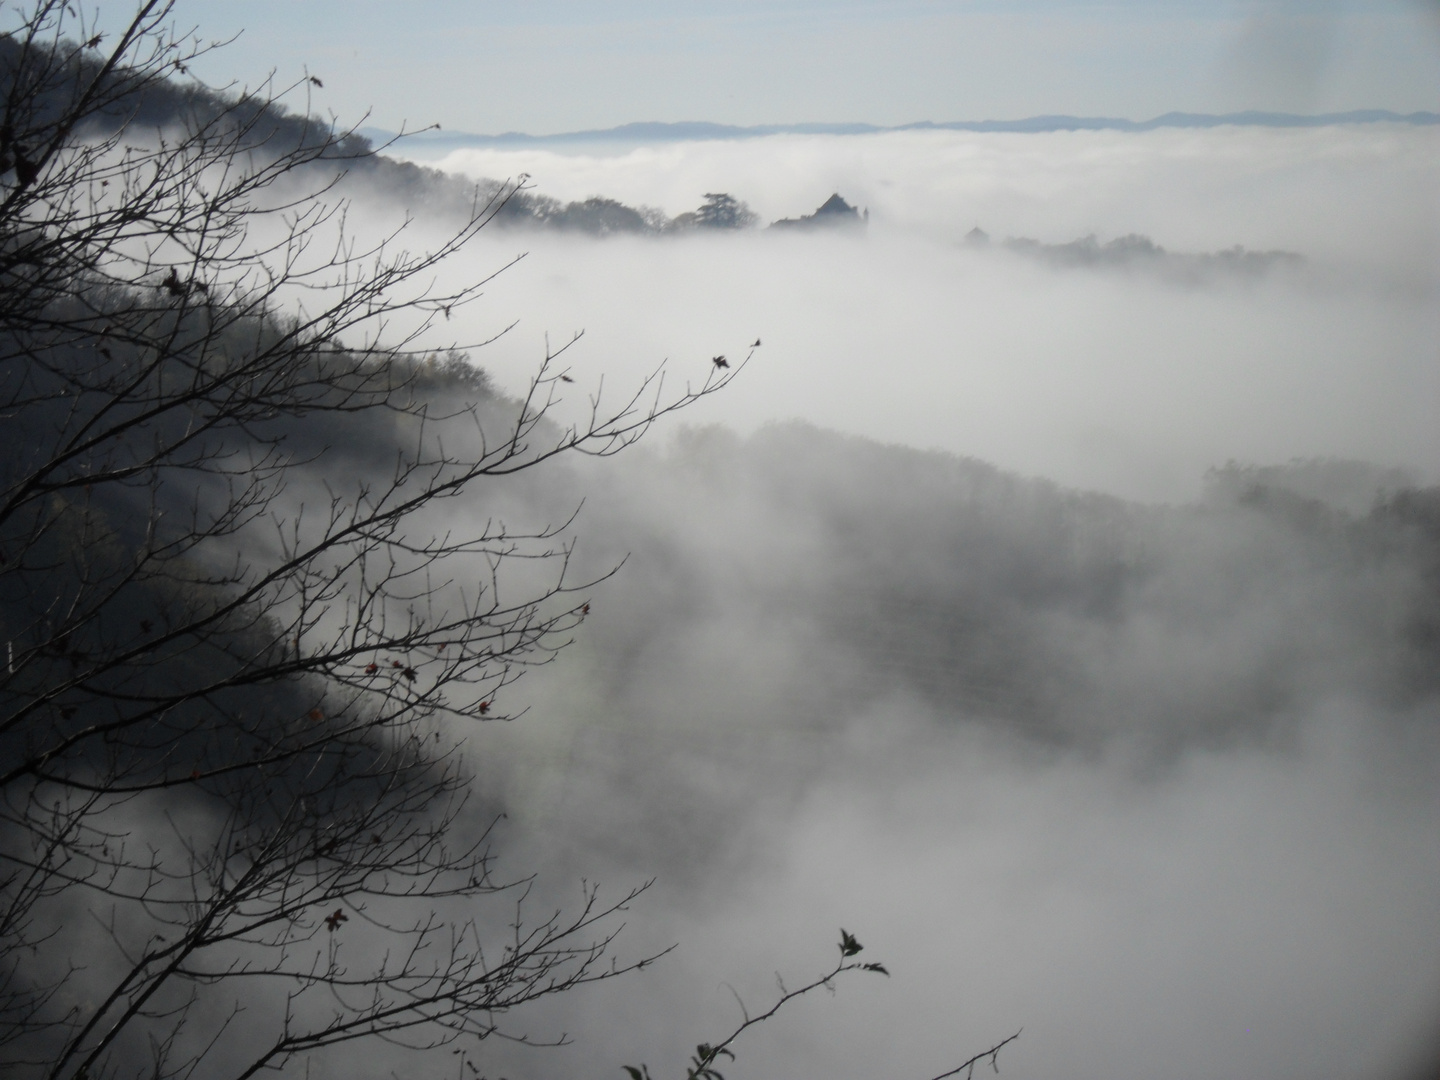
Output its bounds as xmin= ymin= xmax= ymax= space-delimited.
xmin=365 ymin=110 xmax=1440 ymax=147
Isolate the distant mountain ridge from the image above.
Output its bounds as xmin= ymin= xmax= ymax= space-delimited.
xmin=365 ymin=109 xmax=1440 ymax=149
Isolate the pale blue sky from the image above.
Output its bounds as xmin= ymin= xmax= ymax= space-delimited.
xmin=145 ymin=1 xmax=1440 ymax=133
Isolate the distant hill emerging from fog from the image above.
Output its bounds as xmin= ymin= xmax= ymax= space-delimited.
xmin=23 ymin=50 xmax=1358 ymax=259
xmin=963 ymin=228 xmax=1304 ymax=282
xmin=363 ymin=109 xmax=1440 ymax=151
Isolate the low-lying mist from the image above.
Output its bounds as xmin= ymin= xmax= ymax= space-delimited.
xmin=370 ymin=124 xmax=1439 ymax=503
xmin=309 ymin=123 xmax=1440 ymax=1080
xmin=424 ymin=426 xmax=1440 ymax=1080
xmin=260 ymin=124 xmax=1440 ymax=1078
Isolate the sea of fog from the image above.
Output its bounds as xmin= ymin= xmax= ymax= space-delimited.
xmin=320 ymin=127 xmax=1438 ymax=1080
xmin=389 ymin=124 xmax=1440 ymax=505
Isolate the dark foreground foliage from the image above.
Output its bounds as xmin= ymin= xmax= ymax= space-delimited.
xmin=0 ymin=3 xmax=753 ymax=1077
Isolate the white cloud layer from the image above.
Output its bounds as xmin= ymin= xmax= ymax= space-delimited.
xmin=408 ymin=125 xmax=1439 ymax=502
xmin=423 ymin=428 xmax=1440 ymax=1080
xmin=282 ymin=123 xmax=1440 ymax=1080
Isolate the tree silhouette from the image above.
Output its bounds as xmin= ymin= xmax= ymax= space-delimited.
xmin=0 ymin=3 xmax=744 ymax=1076
xmin=666 ymin=193 xmax=758 ymax=231
xmin=694 ymin=193 xmax=758 ymax=230
xmin=0 ymin=4 xmax=1004 ymax=1079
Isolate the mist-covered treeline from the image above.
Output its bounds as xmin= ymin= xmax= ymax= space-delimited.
xmin=0 ymin=41 xmax=767 ymax=239
xmin=401 ymin=419 xmax=1440 ymax=1080
xmin=0 ymin=28 xmax=727 ymax=236
xmin=472 ymin=424 xmax=1440 ymax=809
xmin=14 ymin=25 xmax=1335 ymax=277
